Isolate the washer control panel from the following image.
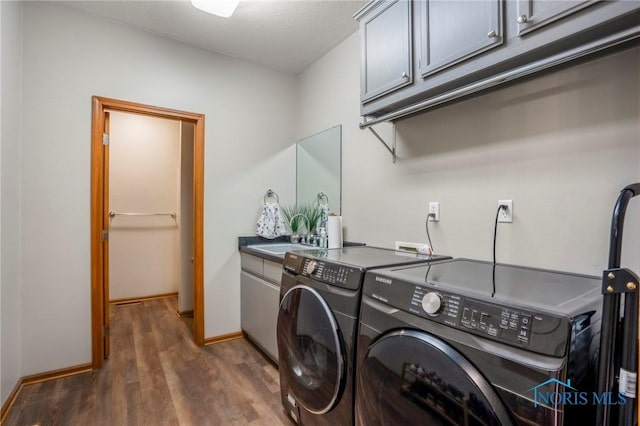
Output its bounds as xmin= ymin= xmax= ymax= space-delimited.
xmin=301 ymin=259 xmax=362 ymax=290
xmin=366 ymin=273 xmax=570 ymax=356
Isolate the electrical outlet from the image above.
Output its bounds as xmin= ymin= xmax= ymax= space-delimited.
xmin=428 ymin=202 xmax=440 ymax=222
xmin=498 ymin=200 xmax=513 ymax=223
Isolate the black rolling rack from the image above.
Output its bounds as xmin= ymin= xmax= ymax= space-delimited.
xmin=596 ymin=183 xmax=640 ymax=426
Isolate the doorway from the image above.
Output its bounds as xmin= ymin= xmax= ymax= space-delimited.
xmin=91 ymin=96 xmax=205 ymax=369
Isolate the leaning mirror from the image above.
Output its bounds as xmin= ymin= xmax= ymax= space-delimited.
xmin=296 ymin=125 xmax=342 ymax=214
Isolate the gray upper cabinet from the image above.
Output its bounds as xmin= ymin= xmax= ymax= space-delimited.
xmin=357 ymin=0 xmax=413 ymax=102
xmin=418 ymin=0 xmax=503 ymax=78
xmin=355 ymin=0 xmax=640 ymax=120
xmin=516 ymin=0 xmax=597 ymax=36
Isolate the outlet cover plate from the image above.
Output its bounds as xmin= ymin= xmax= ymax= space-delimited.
xmin=498 ymin=200 xmax=513 ymax=223
xmin=428 ymin=202 xmax=440 ymax=222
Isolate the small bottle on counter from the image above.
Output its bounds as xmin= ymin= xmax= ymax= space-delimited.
xmin=319 ymin=227 xmax=327 ymax=248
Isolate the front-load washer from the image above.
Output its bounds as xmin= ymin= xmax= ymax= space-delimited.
xmin=277 ymin=246 xmax=451 ymax=425
xmin=356 ymin=259 xmax=602 ymax=425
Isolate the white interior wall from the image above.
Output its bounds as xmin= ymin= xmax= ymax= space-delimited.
xmin=19 ymin=2 xmax=296 ymax=375
xmin=109 ymin=111 xmax=181 ymax=301
xmin=297 ymin=33 xmax=639 ymax=277
xmin=0 ymin=0 xmax=23 ymax=407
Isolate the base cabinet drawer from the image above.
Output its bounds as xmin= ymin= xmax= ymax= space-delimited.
xmin=240 ymin=253 xmax=264 ymax=276
xmin=263 ymin=259 xmax=283 ymax=283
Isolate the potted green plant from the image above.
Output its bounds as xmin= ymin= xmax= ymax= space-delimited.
xmin=281 ymin=204 xmax=308 ymax=243
xmin=302 ymin=204 xmax=323 ymax=236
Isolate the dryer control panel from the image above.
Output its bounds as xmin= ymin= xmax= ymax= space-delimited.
xmin=283 ymin=252 xmax=362 ymax=290
xmin=303 ymin=259 xmax=362 ymax=290
xmin=365 ymin=273 xmax=571 ymax=357
xmin=457 ymin=299 xmax=532 ymax=346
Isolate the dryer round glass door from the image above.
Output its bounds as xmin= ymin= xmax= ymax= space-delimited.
xmin=356 ymin=330 xmax=514 ymax=426
xmin=277 ymin=285 xmax=345 ymax=414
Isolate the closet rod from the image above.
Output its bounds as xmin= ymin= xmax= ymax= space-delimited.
xmin=109 ymin=211 xmax=177 ymax=219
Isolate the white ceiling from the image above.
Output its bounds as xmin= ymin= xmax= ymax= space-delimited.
xmin=59 ymin=0 xmax=366 ymax=74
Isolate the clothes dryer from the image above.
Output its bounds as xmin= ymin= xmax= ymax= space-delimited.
xmin=277 ymin=246 xmax=450 ymax=425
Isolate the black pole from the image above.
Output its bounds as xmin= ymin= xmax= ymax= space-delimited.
xmin=596 ymin=183 xmax=640 ymax=426
xmin=597 ymin=292 xmax=620 ymax=425
xmin=619 ymin=290 xmax=638 ymax=426
xmin=608 ymin=184 xmax=639 ymax=268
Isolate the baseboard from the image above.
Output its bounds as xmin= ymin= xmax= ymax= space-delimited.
xmin=110 ymin=292 xmax=178 ymax=305
xmin=1 ymin=379 xmax=22 ymax=424
xmin=203 ymin=331 xmax=244 ymax=345
xmin=21 ymin=363 xmax=93 ymax=385
xmin=0 ymin=363 xmax=92 ymax=423
xmin=176 ymin=309 xmax=194 ymax=318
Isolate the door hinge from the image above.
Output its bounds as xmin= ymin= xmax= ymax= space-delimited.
xmin=104 ymin=325 xmax=110 ymax=336
xmin=102 ymin=230 xmax=109 ymax=241
xmin=102 ymin=133 xmax=109 ymax=145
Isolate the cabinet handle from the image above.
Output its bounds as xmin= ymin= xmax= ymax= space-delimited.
xmin=487 ymin=30 xmax=498 ymax=38
xmin=401 ymin=72 xmax=408 ymax=79
xmin=517 ymin=14 xmax=528 ymax=24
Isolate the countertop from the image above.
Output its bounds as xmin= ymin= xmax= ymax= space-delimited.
xmin=238 ymin=236 xmax=365 ymax=263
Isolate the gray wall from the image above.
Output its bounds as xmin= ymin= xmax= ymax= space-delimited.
xmin=1 ymin=0 xmax=23 ymax=406
xmin=17 ymin=2 xmax=296 ymax=376
xmin=297 ymin=33 xmax=639 ymax=276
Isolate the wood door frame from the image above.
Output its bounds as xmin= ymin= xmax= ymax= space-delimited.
xmin=91 ymin=96 xmax=205 ymax=369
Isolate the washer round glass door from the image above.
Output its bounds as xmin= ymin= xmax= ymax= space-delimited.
xmin=356 ymin=330 xmax=513 ymax=426
xmin=277 ymin=284 xmax=345 ymax=414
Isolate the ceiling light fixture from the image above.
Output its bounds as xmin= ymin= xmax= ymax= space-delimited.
xmin=191 ymin=0 xmax=239 ymax=18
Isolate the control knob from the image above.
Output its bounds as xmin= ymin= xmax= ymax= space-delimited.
xmin=421 ymin=292 xmax=443 ymax=315
xmin=306 ymin=260 xmax=318 ymax=274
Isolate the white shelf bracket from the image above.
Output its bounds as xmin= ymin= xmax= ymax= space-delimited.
xmin=365 ymin=124 xmax=396 ymax=163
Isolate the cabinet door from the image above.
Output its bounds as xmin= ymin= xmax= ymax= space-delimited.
xmin=516 ymin=0 xmax=597 ymax=35
xmin=418 ymin=0 xmax=503 ymax=78
xmin=360 ymin=0 xmax=413 ymax=102
xmin=240 ymin=271 xmax=280 ymax=362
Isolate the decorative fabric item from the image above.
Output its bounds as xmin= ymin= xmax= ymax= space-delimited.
xmin=256 ymin=202 xmax=288 ymax=239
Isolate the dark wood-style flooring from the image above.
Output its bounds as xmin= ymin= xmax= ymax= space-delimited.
xmin=4 ymin=296 xmax=291 ymax=425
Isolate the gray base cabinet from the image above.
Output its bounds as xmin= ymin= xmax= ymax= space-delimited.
xmin=240 ymin=254 xmax=283 ymax=363
xmin=355 ymin=0 xmax=640 ymax=119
